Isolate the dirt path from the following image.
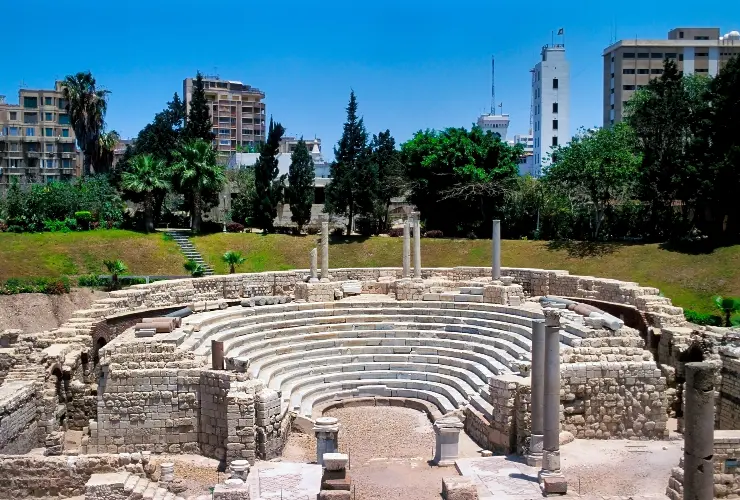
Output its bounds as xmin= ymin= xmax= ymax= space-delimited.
xmin=0 ymin=288 xmax=107 ymax=333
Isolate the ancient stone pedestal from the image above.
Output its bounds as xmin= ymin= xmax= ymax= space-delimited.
xmin=540 ymin=310 xmax=567 ymax=494
xmin=310 ymin=248 xmax=319 ymax=282
xmin=433 ymin=416 xmax=464 ymax=466
xmin=412 ymin=212 xmax=422 ymax=279
xmin=403 ymin=220 xmax=411 ymax=278
xmin=492 ymin=219 xmax=501 ymax=280
xmin=321 ymin=221 xmax=330 ymax=282
xmin=213 ymin=478 xmax=250 ymax=500
xmin=684 ymin=362 xmax=715 ymax=500
xmin=527 ymin=319 xmax=545 ymax=467
xmin=314 ymin=417 xmax=340 ymax=466
xmin=229 ymin=459 xmax=250 ymax=481
xmin=212 ymin=340 xmax=224 ymax=370
xmin=442 ymin=476 xmax=479 ymax=500
xmin=320 ymin=452 xmax=351 ymax=495
xmin=160 ymin=462 xmax=174 ymax=482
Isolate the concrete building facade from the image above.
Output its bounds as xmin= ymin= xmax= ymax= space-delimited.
xmin=602 ymin=28 xmax=740 ymax=126
xmin=476 ymin=113 xmax=510 ymax=140
xmin=0 ymin=82 xmax=81 ymax=191
xmin=183 ymin=76 xmax=266 ymax=159
xmin=532 ymin=44 xmax=570 ymax=177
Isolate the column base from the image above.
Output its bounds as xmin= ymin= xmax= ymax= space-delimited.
xmin=538 ymin=472 xmax=568 ymax=495
xmin=432 ymin=459 xmax=457 ymax=467
xmin=309 ymin=278 xmax=319 ymax=283
xmin=525 ymin=453 xmax=542 ymax=467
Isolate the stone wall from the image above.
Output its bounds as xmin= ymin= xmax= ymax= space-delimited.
xmin=720 ymin=348 xmax=740 ymax=430
xmin=0 ymin=381 xmax=41 ymax=454
xmin=200 ymin=370 xmax=230 ymax=460
xmin=255 ymin=388 xmax=286 ymax=460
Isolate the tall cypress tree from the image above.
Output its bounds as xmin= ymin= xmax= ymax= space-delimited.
xmin=325 ymin=90 xmax=376 ymax=234
xmin=253 ymin=117 xmax=285 ymax=232
xmin=287 ymin=139 xmax=315 ymax=232
xmin=185 ymin=71 xmax=214 ymax=142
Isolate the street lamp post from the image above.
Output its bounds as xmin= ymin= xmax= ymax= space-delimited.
xmin=222 ymin=195 xmax=227 ymax=232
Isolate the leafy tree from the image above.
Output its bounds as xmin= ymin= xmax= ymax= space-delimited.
xmin=185 ymin=71 xmax=214 ymax=142
xmin=287 ymin=139 xmax=315 ymax=232
xmin=172 ymin=139 xmax=225 ymax=233
xmin=184 ymin=259 xmax=206 ymax=277
xmin=714 ymin=296 xmax=740 ymax=327
xmin=222 ymin=250 xmax=246 ymax=274
xmin=229 ymin=167 xmax=256 ymax=226
xmin=120 ymin=155 xmax=171 ymax=232
xmin=544 ymin=123 xmax=641 ymax=239
xmin=325 ymin=91 xmax=377 ymax=235
xmin=103 ymin=259 xmax=127 ymax=291
xmin=252 ymin=117 xmax=286 ymax=232
xmin=401 ymin=126 xmax=520 ymax=235
xmin=62 ymin=71 xmax=111 ymax=175
xmin=5 ymin=177 xmax=24 ymax=220
xmin=369 ymin=130 xmax=404 ymax=233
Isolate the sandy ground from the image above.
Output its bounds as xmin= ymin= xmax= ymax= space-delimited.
xmin=0 ymin=288 xmax=107 ymax=333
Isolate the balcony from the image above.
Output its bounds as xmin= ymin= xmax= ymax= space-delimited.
xmin=23 ymin=135 xmax=39 ymax=142
xmin=61 ymin=152 xmax=75 ymax=159
xmin=26 ymin=151 xmax=41 ymax=158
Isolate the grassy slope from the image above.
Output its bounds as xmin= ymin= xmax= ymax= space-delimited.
xmin=0 ymin=230 xmax=183 ymax=280
xmin=193 ymin=233 xmax=740 ymax=314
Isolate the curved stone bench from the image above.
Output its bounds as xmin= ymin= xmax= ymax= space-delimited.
xmin=310 ymin=388 xmax=457 ymax=418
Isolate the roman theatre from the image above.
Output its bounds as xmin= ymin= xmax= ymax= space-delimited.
xmin=1 ymin=221 xmax=739 ymax=500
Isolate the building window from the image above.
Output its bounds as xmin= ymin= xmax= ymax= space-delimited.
xmin=23 ymin=113 xmax=38 ymax=124
xmin=45 ymin=128 xmax=54 ymax=137
xmin=623 ymin=52 xmax=635 ymax=59
xmin=58 ymin=114 xmax=70 ymax=125
xmin=26 ymin=127 xmax=35 ymax=136
xmin=623 ymin=69 xmax=636 ymax=74
xmin=623 ymin=85 xmax=635 ymax=90
xmin=9 ymin=143 xmax=19 ymax=152
xmin=696 ymin=52 xmax=709 ymax=57
xmin=611 ymin=104 xmax=614 ymax=110
xmin=61 ymin=128 xmax=69 ymax=137
xmin=45 ymin=112 xmax=53 ymax=121
xmin=46 ymin=144 xmax=54 ymax=153
xmin=58 ymin=99 xmax=68 ymax=110
xmin=610 ymin=88 xmax=615 ymax=94
xmin=9 ymin=127 xmax=19 ymax=136
xmin=651 ymin=53 xmax=664 ymax=59
xmin=665 ymin=52 xmax=677 ymax=59
xmin=552 ymin=78 xmax=559 ymax=89
xmin=695 ymin=36 xmax=709 ymax=40
xmin=44 ymin=97 xmax=53 ymax=106
xmin=679 ymin=54 xmax=684 ymax=61
xmin=552 ymin=102 xmax=558 ymax=113
xmin=219 ymin=139 xmax=230 ymax=146
xmin=637 ymin=69 xmax=649 ymax=74
xmin=61 ymin=143 xmax=73 ymax=153
xmin=696 ymin=68 xmax=709 ymax=73
xmin=637 ymin=53 xmax=649 ymax=59
xmin=61 ymin=159 xmax=71 ymax=168
xmin=611 ymin=56 xmax=615 ymax=62
xmin=552 ymin=136 xmax=558 ymax=147
xmin=553 ymin=119 xmax=559 ymax=130
xmin=23 ymin=96 xmax=38 ymax=108
xmin=9 ymin=159 xmax=20 ymax=169
xmin=679 ymin=31 xmax=684 ymax=39
xmin=9 ymin=111 xmax=17 ymax=120
xmin=651 ymin=69 xmax=663 ymax=74
xmin=45 ymin=160 xmax=55 ymax=169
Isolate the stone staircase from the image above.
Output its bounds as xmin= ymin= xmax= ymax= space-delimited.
xmin=85 ymin=471 xmax=184 ymax=500
xmin=169 ymin=231 xmax=214 ymax=276
xmin=423 ymin=285 xmax=485 ymax=303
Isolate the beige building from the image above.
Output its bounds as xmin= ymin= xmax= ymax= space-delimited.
xmin=603 ymin=27 xmax=740 ymax=126
xmin=0 ymin=81 xmax=81 ymax=192
xmin=183 ymin=76 xmax=266 ymax=160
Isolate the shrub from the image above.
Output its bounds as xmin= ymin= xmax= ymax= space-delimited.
xmin=0 ymin=221 xmax=7 ymax=232
xmin=0 ymin=277 xmax=70 ymax=295
xmin=684 ymin=309 xmax=723 ymax=327
xmin=387 ymin=227 xmax=404 ymax=237
xmin=43 ymin=277 xmax=70 ymax=295
xmin=424 ymin=229 xmax=444 ymax=238
xmin=78 ymin=274 xmax=105 ymax=287
xmin=7 ymin=225 xmax=24 ymax=233
xmin=466 ymin=231 xmax=477 ymax=240
xmin=226 ymin=222 xmax=245 ymax=233
xmin=75 ymin=210 xmax=93 ymax=230
xmin=331 ymin=227 xmax=345 ymax=237
xmin=305 ymin=226 xmax=320 ymax=235
xmin=184 ymin=260 xmax=206 ymax=278
xmin=355 ymin=217 xmax=380 ymax=236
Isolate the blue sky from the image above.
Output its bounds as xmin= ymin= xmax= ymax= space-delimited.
xmin=3 ymin=1 xmax=739 ymax=159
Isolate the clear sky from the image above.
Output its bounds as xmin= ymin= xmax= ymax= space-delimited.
xmin=3 ymin=1 xmax=739 ymax=159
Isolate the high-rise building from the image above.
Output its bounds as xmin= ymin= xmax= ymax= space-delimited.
xmin=183 ymin=76 xmax=266 ymax=159
xmin=603 ymin=28 xmax=740 ymax=126
xmin=0 ymin=81 xmax=81 ymax=192
xmin=532 ymin=44 xmax=570 ymax=177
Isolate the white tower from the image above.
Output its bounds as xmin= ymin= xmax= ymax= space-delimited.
xmin=532 ymin=43 xmax=570 ymax=177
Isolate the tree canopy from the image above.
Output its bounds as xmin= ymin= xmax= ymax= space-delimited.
xmin=287 ymin=139 xmax=315 ymax=232
xmin=252 ymin=117 xmax=286 ymax=232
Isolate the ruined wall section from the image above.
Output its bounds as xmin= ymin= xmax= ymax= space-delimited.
xmin=0 ymin=380 xmax=41 ymax=454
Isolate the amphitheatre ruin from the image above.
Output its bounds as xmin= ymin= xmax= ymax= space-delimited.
xmin=1 ymin=219 xmax=739 ymax=500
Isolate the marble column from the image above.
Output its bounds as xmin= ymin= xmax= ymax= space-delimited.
xmin=432 ymin=416 xmax=464 ymax=466
xmin=403 ymin=220 xmax=411 ymax=278
xmin=314 ymin=416 xmax=340 ymax=466
xmin=160 ymin=462 xmax=174 ymax=482
xmin=684 ymin=362 xmax=715 ymax=500
xmin=412 ymin=212 xmax=421 ymax=279
xmin=527 ymin=319 xmax=545 ymax=467
xmin=321 ymin=221 xmax=329 ymax=282
xmin=309 ymin=248 xmax=319 ymax=282
xmin=540 ymin=310 xmax=567 ymax=494
xmin=492 ymin=219 xmax=501 ymax=281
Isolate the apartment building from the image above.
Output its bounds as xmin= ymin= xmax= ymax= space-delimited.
xmin=183 ymin=76 xmax=266 ymax=160
xmin=0 ymin=81 xmax=80 ymax=192
xmin=603 ymin=28 xmax=740 ymax=126
xmin=532 ymin=44 xmax=570 ymax=177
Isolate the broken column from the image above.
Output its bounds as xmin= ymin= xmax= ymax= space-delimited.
xmin=310 ymin=247 xmax=319 ymax=282
xmin=319 ymin=453 xmax=351 ymax=500
xmin=229 ymin=459 xmax=250 ymax=481
xmin=403 ymin=219 xmax=411 ymax=278
xmin=314 ymin=416 xmax=340 ymax=466
xmin=160 ymin=462 xmax=175 ymax=482
xmin=212 ymin=340 xmax=224 ymax=370
xmin=683 ymin=362 xmax=715 ymax=500
xmin=412 ymin=212 xmax=421 ymax=279
xmin=540 ymin=310 xmax=567 ymax=494
xmin=321 ymin=220 xmax=330 ymax=281
xmin=433 ymin=416 xmax=465 ymax=466
xmin=492 ymin=219 xmax=501 ymax=280
xmin=527 ymin=319 xmax=545 ymax=467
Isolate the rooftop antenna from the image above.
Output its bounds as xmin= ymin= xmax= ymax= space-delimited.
xmin=490 ymin=56 xmax=495 ymax=115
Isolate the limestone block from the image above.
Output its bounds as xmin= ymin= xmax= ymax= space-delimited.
xmin=442 ymin=476 xmax=478 ymax=500
xmin=323 ymin=453 xmax=348 ymax=471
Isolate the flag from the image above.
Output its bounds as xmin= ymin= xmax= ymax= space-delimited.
xmin=557 ymin=28 xmax=564 ymax=35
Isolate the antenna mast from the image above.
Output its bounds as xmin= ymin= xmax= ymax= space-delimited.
xmin=490 ymin=56 xmax=495 ymax=115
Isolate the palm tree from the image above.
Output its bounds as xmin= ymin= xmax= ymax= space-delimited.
xmin=121 ymin=154 xmax=170 ymax=232
xmin=61 ymin=72 xmax=110 ymax=175
xmin=714 ymin=296 xmax=740 ymax=327
xmin=184 ymin=260 xmax=205 ymax=277
xmin=172 ymin=139 xmax=226 ymax=233
xmin=222 ymin=250 xmax=246 ymax=274
xmin=97 ymin=130 xmax=120 ymax=172
xmin=103 ymin=259 xmax=127 ymax=291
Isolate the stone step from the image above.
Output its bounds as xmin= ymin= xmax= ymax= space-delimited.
xmin=460 ymin=286 xmax=485 ymax=295
xmin=142 ymin=481 xmax=158 ymax=499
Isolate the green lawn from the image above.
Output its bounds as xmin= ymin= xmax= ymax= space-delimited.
xmin=193 ymin=233 xmax=740 ymax=314
xmin=0 ymin=230 xmax=183 ymax=281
